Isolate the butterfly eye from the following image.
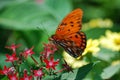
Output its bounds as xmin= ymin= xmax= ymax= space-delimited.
xmin=58 ymin=28 xmax=61 ymax=31
xmin=57 ymin=27 xmax=64 ymax=31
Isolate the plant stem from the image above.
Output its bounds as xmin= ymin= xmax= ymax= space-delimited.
xmin=12 ymin=62 xmax=16 ymax=69
xmin=31 ymin=55 xmax=39 ymax=65
xmin=55 ymin=68 xmax=66 ymax=74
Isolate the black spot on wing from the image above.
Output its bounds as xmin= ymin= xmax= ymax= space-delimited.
xmin=71 ymin=24 xmax=74 ymax=27
xmin=75 ymin=35 xmax=78 ymax=38
xmin=70 ymin=21 xmax=73 ymax=24
xmin=69 ymin=36 xmax=72 ymax=38
xmin=77 ymin=21 xmax=80 ymax=23
xmin=68 ymin=29 xmax=70 ymax=31
xmin=58 ymin=28 xmax=61 ymax=31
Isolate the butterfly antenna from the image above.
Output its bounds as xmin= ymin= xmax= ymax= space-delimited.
xmin=37 ymin=23 xmax=50 ymax=38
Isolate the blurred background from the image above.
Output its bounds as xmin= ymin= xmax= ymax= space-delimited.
xmin=0 ymin=0 xmax=120 ymax=80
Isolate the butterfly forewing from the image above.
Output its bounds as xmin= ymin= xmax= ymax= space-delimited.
xmin=55 ymin=9 xmax=83 ymax=38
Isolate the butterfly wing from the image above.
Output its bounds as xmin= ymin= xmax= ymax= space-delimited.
xmin=55 ymin=9 xmax=83 ymax=39
xmin=50 ymin=8 xmax=86 ymax=58
xmin=55 ymin=31 xmax=86 ymax=58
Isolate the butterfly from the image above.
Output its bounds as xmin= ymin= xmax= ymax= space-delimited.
xmin=49 ymin=8 xmax=86 ymax=58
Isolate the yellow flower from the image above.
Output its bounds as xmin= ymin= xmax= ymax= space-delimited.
xmin=63 ymin=39 xmax=100 ymax=68
xmin=100 ymin=30 xmax=120 ymax=51
xmin=112 ymin=60 xmax=120 ymax=66
xmin=83 ymin=39 xmax=100 ymax=56
xmin=89 ymin=18 xmax=113 ymax=28
xmin=83 ymin=18 xmax=113 ymax=30
xmin=63 ymin=51 xmax=88 ymax=68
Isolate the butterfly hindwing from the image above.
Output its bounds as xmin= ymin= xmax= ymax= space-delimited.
xmin=53 ymin=31 xmax=86 ymax=58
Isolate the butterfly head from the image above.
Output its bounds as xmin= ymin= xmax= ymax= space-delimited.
xmin=49 ymin=35 xmax=55 ymax=41
xmin=49 ymin=35 xmax=58 ymax=45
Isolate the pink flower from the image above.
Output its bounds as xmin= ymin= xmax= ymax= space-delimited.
xmin=22 ymin=46 xmax=34 ymax=58
xmin=8 ymin=73 xmax=18 ymax=80
xmin=5 ymin=44 xmax=21 ymax=53
xmin=0 ymin=66 xmax=9 ymax=75
xmin=0 ymin=66 xmax=15 ymax=76
xmin=44 ymin=57 xmax=59 ymax=70
xmin=34 ymin=68 xmax=44 ymax=79
xmin=43 ymin=43 xmax=57 ymax=52
xmin=20 ymin=70 xmax=32 ymax=80
xmin=41 ymin=43 xmax=57 ymax=58
xmin=6 ymin=53 xmax=18 ymax=62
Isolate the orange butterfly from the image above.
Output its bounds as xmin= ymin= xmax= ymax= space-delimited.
xmin=49 ymin=8 xmax=86 ymax=58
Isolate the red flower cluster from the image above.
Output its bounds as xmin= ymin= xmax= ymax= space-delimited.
xmin=6 ymin=53 xmax=18 ymax=62
xmin=5 ymin=44 xmax=21 ymax=53
xmin=34 ymin=68 xmax=44 ymax=79
xmin=20 ymin=70 xmax=32 ymax=80
xmin=8 ymin=73 xmax=18 ymax=80
xmin=41 ymin=43 xmax=57 ymax=58
xmin=44 ymin=57 xmax=59 ymax=70
xmin=0 ymin=66 xmax=10 ymax=75
xmin=22 ymin=46 xmax=34 ymax=58
xmin=0 ymin=43 xmax=72 ymax=80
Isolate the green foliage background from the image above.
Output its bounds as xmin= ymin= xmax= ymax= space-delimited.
xmin=0 ymin=0 xmax=120 ymax=80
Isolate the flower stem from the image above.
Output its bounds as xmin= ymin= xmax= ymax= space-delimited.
xmin=54 ymin=68 xmax=66 ymax=74
xmin=12 ymin=62 xmax=16 ymax=69
xmin=31 ymin=56 xmax=39 ymax=65
xmin=37 ymin=77 xmax=39 ymax=80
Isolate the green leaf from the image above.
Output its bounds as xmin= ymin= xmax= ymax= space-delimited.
xmin=0 ymin=0 xmax=18 ymax=10
xmin=83 ymin=7 xmax=105 ymax=21
xmin=85 ymin=28 xmax=107 ymax=39
xmin=61 ymin=63 xmax=95 ymax=80
xmin=101 ymin=62 xmax=120 ymax=79
xmin=18 ymin=60 xmax=31 ymax=76
xmin=75 ymin=63 xmax=94 ymax=80
xmin=0 ymin=0 xmax=72 ymax=31
xmin=61 ymin=69 xmax=78 ymax=80
xmin=0 ymin=53 xmax=11 ymax=68
xmin=96 ymin=48 xmax=117 ymax=62
xmin=1 ymin=76 xmax=8 ymax=80
xmin=0 ymin=2 xmax=56 ymax=30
